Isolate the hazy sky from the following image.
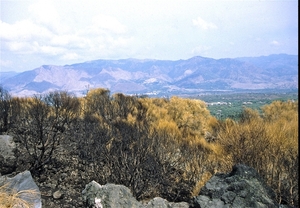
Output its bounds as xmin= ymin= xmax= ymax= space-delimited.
xmin=0 ymin=0 xmax=298 ymax=72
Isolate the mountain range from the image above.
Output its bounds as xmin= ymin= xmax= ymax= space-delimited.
xmin=0 ymin=54 xmax=298 ymax=97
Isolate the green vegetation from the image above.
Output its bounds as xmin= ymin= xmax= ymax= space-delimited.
xmin=194 ymin=91 xmax=298 ymax=120
xmin=0 ymin=86 xmax=298 ymax=206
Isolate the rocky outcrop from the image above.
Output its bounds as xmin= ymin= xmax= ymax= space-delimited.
xmin=0 ymin=135 xmax=17 ymax=175
xmin=191 ymin=164 xmax=282 ymax=208
xmin=82 ymin=181 xmax=189 ymax=208
xmin=0 ymin=170 xmax=42 ymax=208
xmin=82 ymin=164 xmax=289 ymax=208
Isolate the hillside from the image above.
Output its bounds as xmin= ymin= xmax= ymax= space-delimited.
xmin=0 ymin=90 xmax=298 ymax=207
xmin=0 ymin=54 xmax=298 ymax=96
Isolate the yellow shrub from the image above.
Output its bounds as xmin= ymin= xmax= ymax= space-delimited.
xmin=216 ymin=100 xmax=298 ymax=206
xmin=0 ymin=184 xmax=39 ymax=208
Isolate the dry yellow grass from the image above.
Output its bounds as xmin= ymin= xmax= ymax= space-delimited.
xmin=0 ymin=183 xmax=39 ymax=208
xmin=191 ymin=171 xmax=212 ymax=197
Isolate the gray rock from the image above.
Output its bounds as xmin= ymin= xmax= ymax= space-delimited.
xmin=0 ymin=135 xmax=17 ymax=174
xmin=82 ymin=181 xmax=142 ymax=208
xmin=191 ymin=164 xmax=280 ymax=208
xmin=82 ymin=181 xmax=189 ymax=208
xmin=53 ymin=190 xmax=63 ymax=199
xmin=0 ymin=170 xmax=42 ymax=208
xmin=82 ymin=165 xmax=287 ymax=208
xmin=144 ymin=197 xmax=189 ymax=208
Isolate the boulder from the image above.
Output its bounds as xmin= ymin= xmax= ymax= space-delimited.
xmin=0 ymin=170 xmax=42 ymax=208
xmin=0 ymin=135 xmax=17 ymax=175
xmin=191 ymin=164 xmax=280 ymax=208
xmin=82 ymin=181 xmax=189 ymax=208
xmin=82 ymin=181 xmax=142 ymax=208
xmin=144 ymin=197 xmax=189 ymax=208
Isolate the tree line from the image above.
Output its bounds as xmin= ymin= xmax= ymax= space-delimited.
xmin=0 ymin=86 xmax=298 ymax=206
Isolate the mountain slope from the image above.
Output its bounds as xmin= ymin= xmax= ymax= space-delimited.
xmin=1 ymin=54 xmax=298 ymax=97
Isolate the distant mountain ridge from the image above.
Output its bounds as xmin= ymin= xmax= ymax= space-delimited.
xmin=0 ymin=54 xmax=298 ymax=97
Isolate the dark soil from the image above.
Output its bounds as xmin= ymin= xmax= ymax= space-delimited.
xmin=13 ymin=138 xmax=87 ymax=207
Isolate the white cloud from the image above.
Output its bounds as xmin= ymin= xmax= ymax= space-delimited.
xmin=0 ymin=19 xmax=61 ymax=55
xmin=0 ymin=0 xmax=297 ymax=72
xmin=0 ymin=9 xmax=131 ymax=61
xmin=6 ymin=41 xmax=31 ymax=52
xmin=0 ymin=59 xmax=12 ymax=67
xmin=91 ymin=14 xmax=127 ymax=34
xmin=28 ymin=1 xmax=59 ymax=23
xmin=61 ymin=53 xmax=80 ymax=61
xmin=32 ymin=41 xmax=65 ymax=55
xmin=0 ymin=20 xmax=52 ymax=41
xmin=50 ymin=35 xmax=87 ymax=48
xmin=28 ymin=0 xmax=67 ymax=34
xmin=192 ymin=45 xmax=212 ymax=55
xmin=193 ymin=46 xmax=211 ymax=53
xmin=192 ymin=17 xmax=217 ymax=30
xmin=270 ymin=40 xmax=280 ymax=46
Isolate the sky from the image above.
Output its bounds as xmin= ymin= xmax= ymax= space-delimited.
xmin=0 ymin=0 xmax=298 ymax=72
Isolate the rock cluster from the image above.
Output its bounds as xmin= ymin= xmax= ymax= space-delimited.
xmin=81 ymin=164 xmax=288 ymax=208
xmin=190 ymin=164 xmax=289 ymax=208
xmin=82 ymin=181 xmax=189 ymax=208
